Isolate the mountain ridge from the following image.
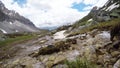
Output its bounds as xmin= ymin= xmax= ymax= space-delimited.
xmin=0 ymin=1 xmax=39 ymax=34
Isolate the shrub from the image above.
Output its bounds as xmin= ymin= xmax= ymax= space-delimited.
xmin=65 ymin=58 xmax=98 ymax=68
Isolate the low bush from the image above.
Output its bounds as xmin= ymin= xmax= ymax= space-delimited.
xmin=65 ymin=58 xmax=98 ymax=68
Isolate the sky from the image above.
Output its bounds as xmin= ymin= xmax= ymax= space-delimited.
xmin=1 ymin=0 xmax=108 ymax=29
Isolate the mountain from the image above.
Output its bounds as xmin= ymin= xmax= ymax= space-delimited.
xmin=72 ymin=0 xmax=120 ymax=28
xmin=0 ymin=1 xmax=39 ymax=34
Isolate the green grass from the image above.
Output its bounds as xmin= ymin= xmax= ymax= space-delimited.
xmin=68 ymin=18 xmax=120 ymax=37
xmin=0 ymin=35 xmax=37 ymax=47
xmin=65 ymin=58 xmax=98 ymax=68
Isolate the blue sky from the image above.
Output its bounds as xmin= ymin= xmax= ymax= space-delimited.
xmin=72 ymin=2 xmax=92 ymax=11
xmin=13 ymin=0 xmax=91 ymax=12
xmin=2 ymin=0 xmax=108 ymax=29
xmin=13 ymin=0 xmax=26 ymax=7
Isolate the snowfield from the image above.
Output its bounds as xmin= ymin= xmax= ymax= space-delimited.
xmin=53 ymin=30 xmax=68 ymax=40
xmin=106 ymin=3 xmax=119 ymax=11
xmin=0 ymin=28 xmax=7 ymax=34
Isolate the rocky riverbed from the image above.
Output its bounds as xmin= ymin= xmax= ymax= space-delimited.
xmin=0 ymin=29 xmax=120 ymax=68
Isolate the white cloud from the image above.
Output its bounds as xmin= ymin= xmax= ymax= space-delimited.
xmin=83 ymin=0 xmax=108 ymax=10
xmin=83 ymin=0 xmax=99 ymax=5
xmin=1 ymin=0 xmax=108 ymax=29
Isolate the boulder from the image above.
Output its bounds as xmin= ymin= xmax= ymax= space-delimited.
xmin=113 ymin=59 xmax=120 ymax=68
xmin=6 ymin=57 xmax=43 ymax=68
xmin=111 ymin=51 xmax=120 ymax=57
xmin=83 ymin=45 xmax=97 ymax=62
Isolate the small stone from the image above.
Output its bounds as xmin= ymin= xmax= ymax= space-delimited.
xmin=46 ymin=61 xmax=54 ymax=68
xmin=69 ymin=47 xmax=73 ymax=50
xmin=48 ymin=56 xmax=56 ymax=61
xmin=108 ymin=65 xmax=113 ymax=68
xmin=111 ymin=51 xmax=120 ymax=57
xmin=103 ymin=54 xmax=111 ymax=63
xmin=58 ymin=51 xmax=63 ymax=55
xmin=97 ymin=55 xmax=104 ymax=65
xmin=110 ymin=58 xmax=117 ymax=64
xmin=42 ymin=57 xmax=48 ymax=63
xmin=54 ymin=55 xmax=66 ymax=65
xmin=12 ymin=59 xmax=20 ymax=65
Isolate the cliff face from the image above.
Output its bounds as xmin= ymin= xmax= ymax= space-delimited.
xmin=0 ymin=1 xmax=39 ymax=34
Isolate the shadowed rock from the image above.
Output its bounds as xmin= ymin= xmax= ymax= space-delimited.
xmin=110 ymin=22 xmax=120 ymax=41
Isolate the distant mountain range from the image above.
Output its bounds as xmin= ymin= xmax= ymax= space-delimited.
xmin=0 ymin=1 xmax=39 ymax=34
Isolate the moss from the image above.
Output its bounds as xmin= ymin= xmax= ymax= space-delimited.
xmin=31 ymin=40 xmax=75 ymax=57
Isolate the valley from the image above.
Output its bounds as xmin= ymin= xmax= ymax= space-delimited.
xmin=0 ymin=0 xmax=120 ymax=68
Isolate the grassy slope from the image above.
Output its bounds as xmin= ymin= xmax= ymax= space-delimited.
xmin=68 ymin=18 xmax=120 ymax=36
xmin=72 ymin=13 xmax=92 ymax=28
xmin=0 ymin=35 xmax=37 ymax=47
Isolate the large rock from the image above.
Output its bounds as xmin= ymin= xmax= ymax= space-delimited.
xmin=111 ymin=51 xmax=120 ymax=57
xmin=94 ymin=31 xmax=110 ymax=45
xmin=6 ymin=57 xmax=44 ymax=68
xmin=113 ymin=59 xmax=120 ymax=68
xmin=83 ymin=45 xmax=97 ymax=62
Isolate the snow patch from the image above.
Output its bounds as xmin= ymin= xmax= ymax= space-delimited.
xmin=88 ymin=19 xmax=93 ymax=22
xmin=53 ymin=30 xmax=68 ymax=40
xmin=0 ymin=28 xmax=7 ymax=34
xmin=106 ymin=3 xmax=119 ymax=11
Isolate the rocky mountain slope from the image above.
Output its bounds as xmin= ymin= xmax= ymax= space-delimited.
xmin=72 ymin=0 xmax=120 ymax=29
xmin=0 ymin=1 xmax=39 ymax=34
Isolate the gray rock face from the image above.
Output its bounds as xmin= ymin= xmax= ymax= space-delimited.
xmin=80 ymin=0 xmax=120 ymax=24
xmin=0 ymin=1 xmax=39 ymax=34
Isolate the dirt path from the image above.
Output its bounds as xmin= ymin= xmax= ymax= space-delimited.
xmin=0 ymin=30 xmax=68 ymax=68
xmin=0 ymin=35 xmax=55 ymax=68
